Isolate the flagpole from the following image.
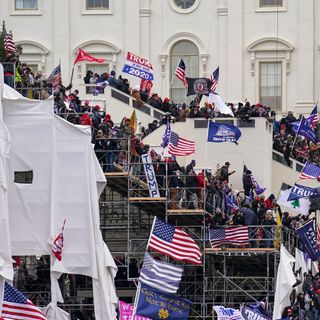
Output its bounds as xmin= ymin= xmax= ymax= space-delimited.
xmin=69 ymin=65 xmax=75 ymax=88
xmin=290 ymin=117 xmax=303 ymax=159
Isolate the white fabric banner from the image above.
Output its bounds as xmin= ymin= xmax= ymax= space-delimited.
xmin=273 ymin=245 xmax=296 ymax=320
xmin=2 ymin=85 xmax=118 ymax=319
xmin=294 ymin=248 xmax=308 ymax=293
xmin=40 ymin=302 xmax=70 ymax=320
xmin=213 ymin=305 xmax=242 ymax=320
xmin=141 ymin=153 xmax=160 ymax=198
xmin=0 ymin=65 xmax=14 ymax=281
xmin=276 ymin=189 xmax=311 ymax=216
xmin=207 ymin=93 xmax=234 ymax=116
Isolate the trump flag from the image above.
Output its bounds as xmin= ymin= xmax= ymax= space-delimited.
xmin=207 ymin=122 xmax=241 ymax=144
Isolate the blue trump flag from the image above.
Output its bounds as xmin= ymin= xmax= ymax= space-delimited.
xmin=296 ymin=116 xmax=317 ymax=143
xmin=207 ymin=122 xmax=241 ymax=144
xmin=135 ymin=283 xmax=191 ymax=320
xmin=287 ymin=183 xmax=320 ymax=201
xmin=296 ymin=220 xmax=320 ymax=262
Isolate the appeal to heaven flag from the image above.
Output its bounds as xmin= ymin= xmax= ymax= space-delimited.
xmin=207 ymin=122 xmax=241 ymax=144
xmin=135 ymin=284 xmax=191 ymax=320
xmin=2 ymin=281 xmax=47 ymax=320
xmin=277 ymin=188 xmax=311 ymax=216
xmin=74 ymin=48 xmax=106 ymax=65
xmin=147 ymin=217 xmax=202 ymax=265
xmin=139 ymin=252 xmax=183 ymax=294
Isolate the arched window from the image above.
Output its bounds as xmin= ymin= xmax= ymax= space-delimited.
xmin=170 ymin=40 xmax=199 ymax=103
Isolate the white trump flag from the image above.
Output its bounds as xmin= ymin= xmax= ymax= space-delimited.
xmin=273 ymin=245 xmax=296 ymax=320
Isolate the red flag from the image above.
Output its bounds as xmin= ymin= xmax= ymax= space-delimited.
xmin=74 ymin=48 xmax=106 ymax=65
xmin=52 ymin=219 xmax=66 ymax=261
xmin=140 ymin=78 xmax=153 ymax=96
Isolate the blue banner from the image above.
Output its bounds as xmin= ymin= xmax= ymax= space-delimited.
xmin=297 ymin=117 xmax=317 ymax=143
xmin=207 ymin=122 xmax=241 ymax=144
xmin=136 ymin=284 xmax=191 ymax=320
xmin=287 ymin=183 xmax=320 ymax=201
xmin=296 ymin=220 xmax=320 ymax=262
xmin=241 ymin=305 xmax=271 ymax=320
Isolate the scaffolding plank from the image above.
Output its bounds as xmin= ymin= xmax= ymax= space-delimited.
xmin=167 ymin=209 xmax=205 ymax=215
xmin=104 ymin=172 xmax=129 ymax=177
xmin=129 ymin=197 xmax=166 ymax=201
xmin=205 ymin=248 xmax=278 ymax=253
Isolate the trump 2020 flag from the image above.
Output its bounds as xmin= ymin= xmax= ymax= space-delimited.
xmin=296 ymin=220 xmax=320 ymax=262
xmin=135 ymin=284 xmax=191 ymax=320
xmin=287 ymin=183 xmax=320 ymax=201
xmin=139 ymin=253 xmax=183 ymax=294
xmin=213 ymin=306 xmax=242 ymax=320
xmin=147 ymin=217 xmax=202 ymax=265
xmin=207 ymin=122 xmax=241 ymax=144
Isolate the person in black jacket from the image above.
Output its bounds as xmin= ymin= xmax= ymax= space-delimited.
xmin=242 ymin=169 xmax=253 ymax=197
xmin=219 ymin=162 xmax=235 ymax=182
xmin=186 ymin=169 xmax=198 ymax=209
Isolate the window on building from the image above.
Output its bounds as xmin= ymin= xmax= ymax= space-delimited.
xmin=14 ymin=171 xmax=33 ymax=184
xmin=86 ymin=0 xmax=109 ymax=10
xmin=259 ymin=0 xmax=283 ymax=7
xmin=259 ymin=62 xmax=282 ymax=110
xmin=15 ymin=0 xmax=38 ymax=10
xmin=170 ymin=41 xmax=199 ymax=103
xmin=173 ymin=0 xmax=196 ymax=9
xmin=86 ymin=64 xmax=109 ymax=76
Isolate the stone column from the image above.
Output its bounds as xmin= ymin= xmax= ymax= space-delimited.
xmin=139 ymin=0 xmax=151 ymax=59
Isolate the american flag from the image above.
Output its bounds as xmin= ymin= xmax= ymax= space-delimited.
xmin=47 ymin=64 xmax=61 ymax=90
xmin=4 ymin=33 xmax=16 ymax=53
xmin=139 ymin=252 xmax=183 ymax=294
xmin=52 ymin=219 xmax=66 ymax=261
xmin=168 ymin=131 xmax=195 ymax=157
xmin=309 ymin=105 xmax=319 ymax=129
xmin=2 ymin=282 xmax=46 ymax=320
xmin=209 ymin=226 xmax=249 ymax=248
xmin=209 ymin=66 xmax=219 ymax=92
xmin=148 ymin=217 xmax=202 ymax=265
xmin=174 ymin=59 xmax=187 ymax=86
xmin=297 ymin=162 xmax=320 ymax=180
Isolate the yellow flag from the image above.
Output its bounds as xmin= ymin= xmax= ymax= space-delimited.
xmin=130 ymin=109 xmax=137 ymax=133
xmin=274 ymin=210 xmax=281 ymax=249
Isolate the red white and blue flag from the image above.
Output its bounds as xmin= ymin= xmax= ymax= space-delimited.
xmin=2 ymin=281 xmax=46 ymax=320
xmin=174 ymin=58 xmax=187 ymax=86
xmin=4 ymin=33 xmax=16 ymax=53
xmin=47 ymin=64 xmax=61 ymax=90
xmin=168 ymin=131 xmax=195 ymax=156
xmin=52 ymin=219 xmax=66 ymax=261
xmin=210 ymin=226 xmax=249 ymax=248
xmin=297 ymin=162 xmax=320 ymax=180
xmin=148 ymin=217 xmax=202 ymax=265
xmin=209 ymin=66 xmax=219 ymax=92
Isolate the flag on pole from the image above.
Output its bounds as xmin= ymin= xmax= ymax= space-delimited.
xmin=243 ymin=164 xmax=266 ymax=195
xmin=168 ymin=131 xmax=195 ymax=156
xmin=4 ymin=33 xmax=16 ymax=53
xmin=2 ymin=281 xmax=47 ymax=320
xmin=209 ymin=226 xmax=249 ymax=248
xmin=139 ymin=253 xmax=183 ymax=294
xmin=174 ymin=59 xmax=187 ymax=86
xmin=292 ymin=105 xmax=319 ymax=132
xmin=161 ymin=118 xmax=171 ymax=148
xmin=273 ymin=245 xmax=296 ymax=320
xmin=147 ymin=217 xmax=202 ymax=265
xmin=140 ymin=78 xmax=153 ymax=96
xmin=52 ymin=219 xmax=66 ymax=261
xmin=297 ymin=162 xmax=320 ymax=180
xmin=296 ymin=116 xmax=317 ymax=143
xmin=74 ymin=48 xmax=106 ymax=65
xmin=47 ymin=64 xmax=62 ymax=90
xmin=209 ymin=66 xmax=219 ymax=92
xmin=129 ymin=109 xmax=137 ymax=134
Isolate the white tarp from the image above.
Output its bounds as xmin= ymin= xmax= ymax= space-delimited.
xmin=2 ymin=83 xmax=118 ymax=319
xmin=0 ymin=65 xmax=14 ymax=282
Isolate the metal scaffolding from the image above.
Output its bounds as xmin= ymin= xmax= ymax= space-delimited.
xmin=98 ymin=141 xmax=284 ymax=319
